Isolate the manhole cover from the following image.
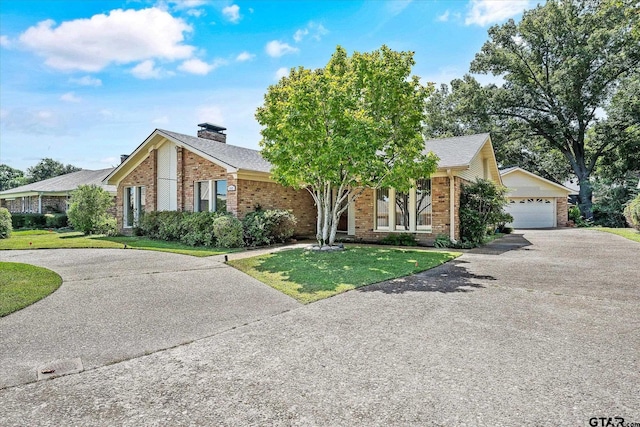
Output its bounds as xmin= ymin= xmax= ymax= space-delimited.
xmin=36 ymin=357 xmax=83 ymax=381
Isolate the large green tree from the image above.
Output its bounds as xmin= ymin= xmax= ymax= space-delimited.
xmin=256 ymin=45 xmax=438 ymax=247
xmin=26 ymin=158 xmax=81 ymax=184
xmin=0 ymin=165 xmax=26 ymax=191
xmin=470 ymin=0 xmax=639 ymax=218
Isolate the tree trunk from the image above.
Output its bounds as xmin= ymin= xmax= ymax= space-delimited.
xmin=577 ymin=176 xmax=594 ymax=220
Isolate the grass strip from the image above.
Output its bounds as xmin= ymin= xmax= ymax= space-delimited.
xmin=229 ymin=246 xmax=460 ymax=304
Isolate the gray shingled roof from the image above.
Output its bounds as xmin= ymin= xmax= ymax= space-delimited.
xmin=159 ymin=129 xmax=272 ymax=173
xmin=0 ymin=168 xmax=116 ymax=195
xmin=423 ymin=133 xmax=490 ymax=168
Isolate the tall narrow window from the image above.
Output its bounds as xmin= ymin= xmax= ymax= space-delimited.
xmin=215 ymin=180 xmax=227 ymax=213
xmin=376 ymin=188 xmax=389 ymax=228
xmin=416 ymin=178 xmax=432 ymax=229
xmin=195 ymin=181 xmax=210 ymax=212
xmin=125 ymin=187 xmax=135 ymax=227
xmin=124 ymin=186 xmax=145 ymax=227
xmin=395 ymin=191 xmax=410 ymax=230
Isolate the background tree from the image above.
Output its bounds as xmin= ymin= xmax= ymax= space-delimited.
xmin=0 ymin=165 xmax=26 ymax=191
xmin=423 ymin=77 xmax=573 ymax=183
xmin=26 ymin=158 xmax=81 ymax=184
xmin=67 ymin=185 xmax=115 ymax=235
xmin=469 ymin=0 xmax=639 ymax=219
xmin=257 ymin=45 xmax=438 ymax=247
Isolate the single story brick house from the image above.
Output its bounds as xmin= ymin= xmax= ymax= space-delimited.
xmin=105 ymin=124 xmax=502 ymax=243
xmin=500 ymin=167 xmax=572 ymax=229
xmin=0 ymin=168 xmax=116 ymax=214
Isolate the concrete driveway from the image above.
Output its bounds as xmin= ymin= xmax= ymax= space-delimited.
xmin=1 ymin=229 xmax=638 ymax=426
xmin=0 ymin=249 xmax=300 ymax=389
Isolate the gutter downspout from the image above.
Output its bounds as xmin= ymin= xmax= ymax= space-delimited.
xmin=447 ymin=169 xmax=456 ymax=242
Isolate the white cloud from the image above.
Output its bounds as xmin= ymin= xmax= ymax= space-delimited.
xmin=222 ymin=4 xmax=241 ymax=23
xmin=387 ymin=0 xmax=413 ymax=16
xmin=152 ymin=116 xmax=170 ymax=125
xmin=69 ymin=76 xmax=102 ymax=87
xmin=186 ymin=9 xmax=205 ymax=17
xmin=275 ymin=67 xmax=289 ymax=80
xmin=265 ymin=40 xmax=298 ymax=58
xmin=293 ymin=22 xmax=328 ymax=42
xmin=167 ymin=0 xmax=207 ymax=10
xmin=0 ymin=35 xmax=10 ymax=47
xmin=131 ymin=60 xmax=163 ymax=79
xmin=178 ymin=58 xmax=226 ymax=75
xmin=465 ymin=0 xmax=531 ymax=26
xmin=19 ymin=8 xmax=194 ymax=72
xmin=60 ymin=92 xmax=82 ymax=103
xmin=437 ymin=10 xmax=450 ymax=22
xmin=196 ymin=105 xmax=225 ymax=125
xmin=236 ymin=51 xmax=255 ymax=62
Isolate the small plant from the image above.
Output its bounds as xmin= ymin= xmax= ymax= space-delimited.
xmin=0 ymin=208 xmax=12 ymax=239
xmin=568 ymin=205 xmax=591 ymax=227
xmin=433 ymin=234 xmax=452 ymax=248
xmin=379 ymin=233 xmax=418 ymax=246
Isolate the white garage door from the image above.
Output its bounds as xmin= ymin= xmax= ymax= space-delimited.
xmin=505 ymin=198 xmax=555 ymax=228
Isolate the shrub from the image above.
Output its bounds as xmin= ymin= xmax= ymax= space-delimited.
xmin=624 ymin=195 xmax=640 ymax=230
xmin=242 ymin=209 xmax=297 ymax=246
xmin=379 ymin=233 xmax=418 ymax=246
xmin=592 ymin=175 xmax=639 ymax=228
xmin=568 ymin=205 xmax=591 ymax=227
xmin=67 ymin=185 xmax=115 ymax=234
xmin=11 ymin=213 xmax=47 ymax=229
xmin=212 ymin=215 xmax=244 ymax=248
xmin=433 ymin=234 xmax=451 ymax=248
xmin=0 ymin=208 xmax=12 ymax=239
xmin=179 ymin=212 xmax=219 ymax=246
xmin=459 ymin=178 xmax=510 ymax=246
xmin=156 ymin=211 xmax=187 ymax=241
xmin=45 ymin=214 xmax=68 ymax=229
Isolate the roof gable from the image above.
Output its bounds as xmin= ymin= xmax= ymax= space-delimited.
xmin=424 ymin=133 xmax=491 ymax=169
xmin=501 ymin=167 xmax=573 ymax=196
xmin=106 ymin=129 xmax=272 ymax=185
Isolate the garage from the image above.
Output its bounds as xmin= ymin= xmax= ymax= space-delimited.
xmin=500 ymin=167 xmax=573 ymax=229
xmin=505 ymin=198 xmax=555 ymax=228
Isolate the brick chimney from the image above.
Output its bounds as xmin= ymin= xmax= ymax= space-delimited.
xmin=197 ymin=122 xmax=227 ymax=143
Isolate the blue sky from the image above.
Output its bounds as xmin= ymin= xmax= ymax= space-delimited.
xmin=0 ymin=0 xmax=534 ymax=171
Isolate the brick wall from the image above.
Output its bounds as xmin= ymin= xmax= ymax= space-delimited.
xmin=236 ymin=179 xmax=316 ymax=236
xmin=556 ymin=197 xmax=568 ymax=227
xmin=0 ymin=195 xmax=68 ymax=213
xmin=352 ymin=176 xmax=463 ymax=245
xmin=180 ymin=150 xmax=232 ymax=212
xmin=116 ymin=150 xmax=157 ymax=231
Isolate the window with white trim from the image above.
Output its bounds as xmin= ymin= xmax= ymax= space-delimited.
xmin=375 ymin=179 xmax=432 ymax=232
xmin=124 ymin=186 xmax=145 ymax=227
xmin=194 ymin=180 xmax=227 ymax=213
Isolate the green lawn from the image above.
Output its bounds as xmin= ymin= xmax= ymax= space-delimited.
xmin=595 ymin=227 xmax=640 ymax=243
xmin=228 ymin=246 xmax=460 ymax=304
xmin=0 ymin=230 xmax=235 ymax=256
xmin=0 ymin=262 xmax=63 ymax=317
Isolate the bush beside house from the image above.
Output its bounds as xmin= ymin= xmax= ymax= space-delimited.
xmin=459 ymin=179 xmax=511 ymax=246
xmin=0 ymin=208 xmax=12 ymax=239
xmin=67 ymin=185 xmax=116 ymax=235
xmin=624 ymin=195 xmax=640 ymax=230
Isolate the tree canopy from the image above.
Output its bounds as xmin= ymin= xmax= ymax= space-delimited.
xmin=256 ymin=45 xmax=438 ymax=247
xmin=26 ymin=158 xmax=81 ymax=184
xmin=468 ymin=0 xmax=639 ymax=218
xmin=0 ymin=165 xmax=26 ymax=191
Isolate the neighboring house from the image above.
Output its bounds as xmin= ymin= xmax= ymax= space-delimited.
xmin=0 ymin=168 xmax=116 ymax=214
xmin=500 ymin=167 xmax=572 ymax=228
xmin=106 ymin=125 xmax=502 ymax=243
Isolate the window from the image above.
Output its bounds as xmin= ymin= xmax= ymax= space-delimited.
xmin=375 ymin=179 xmax=432 ymax=232
xmin=415 ymin=178 xmax=432 ymax=230
xmin=194 ymin=180 xmax=227 ymax=213
xmin=124 ymin=186 xmax=145 ymax=227
xmin=376 ymin=188 xmax=389 ymax=229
